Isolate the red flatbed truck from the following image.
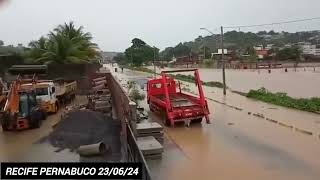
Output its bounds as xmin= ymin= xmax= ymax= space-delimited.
xmin=147 ymin=69 xmax=210 ymax=127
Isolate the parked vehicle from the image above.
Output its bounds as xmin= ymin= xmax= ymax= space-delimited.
xmin=1 ymin=69 xmax=47 ymax=131
xmin=19 ymin=78 xmax=77 ymax=114
xmin=147 ymin=69 xmax=210 ymax=127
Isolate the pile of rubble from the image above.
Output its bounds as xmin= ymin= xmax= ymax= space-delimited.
xmin=41 ymin=75 xmax=121 ymax=161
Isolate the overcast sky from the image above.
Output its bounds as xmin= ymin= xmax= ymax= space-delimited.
xmin=1 ymin=0 xmax=320 ymax=51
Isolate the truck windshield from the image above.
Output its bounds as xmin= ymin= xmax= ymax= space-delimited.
xmin=19 ymin=94 xmax=29 ymax=117
xmin=36 ymin=87 xmax=48 ymax=96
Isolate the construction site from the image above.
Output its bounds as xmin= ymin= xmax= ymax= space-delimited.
xmin=1 ymin=1 xmax=320 ymax=179
xmin=0 ymin=62 xmax=319 ymax=180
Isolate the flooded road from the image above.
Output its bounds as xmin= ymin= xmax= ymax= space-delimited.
xmin=149 ymin=66 xmax=320 ymax=98
xmin=108 ymin=64 xmax=320 ymax=180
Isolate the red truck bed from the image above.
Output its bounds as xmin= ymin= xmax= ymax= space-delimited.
xmin=155 ymin=93 xmax=197 ymax=107
xmin=147 ymin=69 xmax=210 ymax=127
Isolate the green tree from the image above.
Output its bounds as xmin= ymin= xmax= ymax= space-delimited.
xmin=0 ymin=40 xmax=4 ymax=46
xmin=245 ymin=46 xmax=258 ymax=62
xmin=124 ymin=38 xmax=158 ymax=66
xmin=113 ymin=53 xmax=127 ymax=65
xmin=276 ymin=47 xmax=302 ymax=61
xmin=160 ymin=47 xmax=174 ymax=61
xmin=25 ymin=22 xmax=100 ymax=64
xmin=173 ymin=43 xmax=191 ymax=57
xmin=199 ymin=45 xmax=210 ymax=59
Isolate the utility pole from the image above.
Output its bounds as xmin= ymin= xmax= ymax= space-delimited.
xmin=131 ymin=50 xmax=133 ymax=66
xmin=221 ymin=26 xmax=226 ymax=95
xmin=200 ymin=27 xmax=227 ymax=96
xmin=153 ymin=46 xmax=156 ymax=78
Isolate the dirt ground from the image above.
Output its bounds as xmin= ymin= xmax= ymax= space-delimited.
xmin=0 ymin=96 xmax=87 ymax=162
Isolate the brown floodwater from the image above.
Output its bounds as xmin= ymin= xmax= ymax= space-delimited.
xmin=149 ymin=66 xmax=320 ymax=98
xmin=108 ymin=64 xmax=320 ymax=180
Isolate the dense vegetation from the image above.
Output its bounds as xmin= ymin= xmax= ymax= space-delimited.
xmin=24 ymin=22 xmax=100 ymax=64
xmin=247 ymin=88 xmax=320 ymax=113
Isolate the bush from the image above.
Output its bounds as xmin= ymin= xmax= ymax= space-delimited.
xmin=127 ymin=80 xmax=145 ymax=104
xmin=247 ymin=88 xmax=320 ymax=113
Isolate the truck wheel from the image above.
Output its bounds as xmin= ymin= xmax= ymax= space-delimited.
xmin=164 ymin=117 xmax=171 ymax=127
xmin=42 ymin=111 xmax=48 ymax=120
xmin=192 ymin=118 xmax=203 ymax=124
xmin=2 ymin=124 xmax=9 ymax=131
xmin=149 ymin=105 xmax=155 ymax=112
xmin=2 ymin=114 xmax=10 ymax=131
xmin=31 ymin=112 xmax=42 ymax=129
xmin=33 ymin=118 xmax=42 ymax=128
xmin=54 ymin=103 xmax=59 ymax=114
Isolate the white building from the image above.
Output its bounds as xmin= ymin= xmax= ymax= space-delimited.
xmin=301 ymin=43 xmax=320 ymax=56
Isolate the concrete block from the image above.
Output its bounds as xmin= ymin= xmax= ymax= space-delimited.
xmin=136 ymin=122 xmax=163 ymax=134
xmin=137 ymin=136 xmax=163 ymax=155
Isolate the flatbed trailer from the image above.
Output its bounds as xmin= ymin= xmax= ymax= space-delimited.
xmin=147 ymin=69 xmax=210 ymax=126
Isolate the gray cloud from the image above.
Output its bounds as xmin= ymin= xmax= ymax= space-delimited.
xmin=0 ymin=0 xmax=320 ymax=51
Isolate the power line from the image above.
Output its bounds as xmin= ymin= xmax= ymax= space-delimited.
xmin=224 ymin=17 xmax=320 ymax=29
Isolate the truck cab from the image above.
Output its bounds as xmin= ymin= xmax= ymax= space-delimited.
xmin=21 ymin=81 xmax=59 ymax=113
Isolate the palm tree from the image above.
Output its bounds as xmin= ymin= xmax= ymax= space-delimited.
xmin=25 ymin=22 xmax=100 ymax=64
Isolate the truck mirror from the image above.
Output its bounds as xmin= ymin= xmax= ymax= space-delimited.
xmin=52 ymin=87 xmax=55 ymax=93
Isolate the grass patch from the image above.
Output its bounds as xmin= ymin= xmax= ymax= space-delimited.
xmin=247 ymin=88 xmax=320 ymax=113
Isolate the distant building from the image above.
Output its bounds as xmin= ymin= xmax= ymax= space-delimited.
xmin=301 ymin=42 xmax=320 ymax=56
xmin=211 ymin=49 xmax=228 ymax=57
xmin=254 ymin=46 xmax=269 ymax=59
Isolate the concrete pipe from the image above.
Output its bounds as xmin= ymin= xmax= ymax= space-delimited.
xmin=92 ymin=84 xmax=105 ymax=91
xmin=92 ymin=76 xmax=106 ymax=82
xmin=92 ymin=80 xmax=107 ymax=86
xmin=77 ymin=142 xmax=108 ymax=156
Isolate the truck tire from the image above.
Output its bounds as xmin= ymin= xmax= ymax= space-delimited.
xmin=1 ymin=113 xmax=10 ymax=131
xmin=31 ymin=111 xmax=42 ymax=129
xmin=2 ymin=124 xmax=9 ymax=131
xmin=33 ymin=118 xmax=42 ymax=129
xmin=54 ymin=103 xmax=59 ymax=114
xmin=164 ymin=117 xmax=171 ymax=127
xmin=42 ymin=111 xmax=48 ymax=120
xmin=149 ymin=105 xmax=155 ymax=112
xmin=192 ymin=118 xmax=203 ymax=124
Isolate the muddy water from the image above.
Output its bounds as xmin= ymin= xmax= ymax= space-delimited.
xmin=0 ymin=96 xmax=87 ymax=162
xmin=149 ymin=66 xmax=320 ymax=98
xmin=108 ymin=65 xmax=320 ymax=180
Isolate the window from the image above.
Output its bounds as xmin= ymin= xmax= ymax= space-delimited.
xmin=152 ymin=83 xmax=162 ymax=88
xmin=36 ymin=87 xmax=48 ymax=96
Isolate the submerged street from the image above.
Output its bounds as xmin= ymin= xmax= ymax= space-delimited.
xmin=107 ymin=64 xmax=320 ymax=180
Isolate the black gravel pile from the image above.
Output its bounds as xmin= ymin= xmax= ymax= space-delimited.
xmin=46 ymin=110 xmax=121 ymax=156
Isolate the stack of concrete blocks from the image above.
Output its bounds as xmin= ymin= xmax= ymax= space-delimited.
xmin=136 ymin=122 xmax=164 ymax=159
xmin=90 ymin=76 xmax=112 ymax=118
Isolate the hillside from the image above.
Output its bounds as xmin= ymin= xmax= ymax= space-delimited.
xmin=160 ymin=30 xmax=320 ymax=60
